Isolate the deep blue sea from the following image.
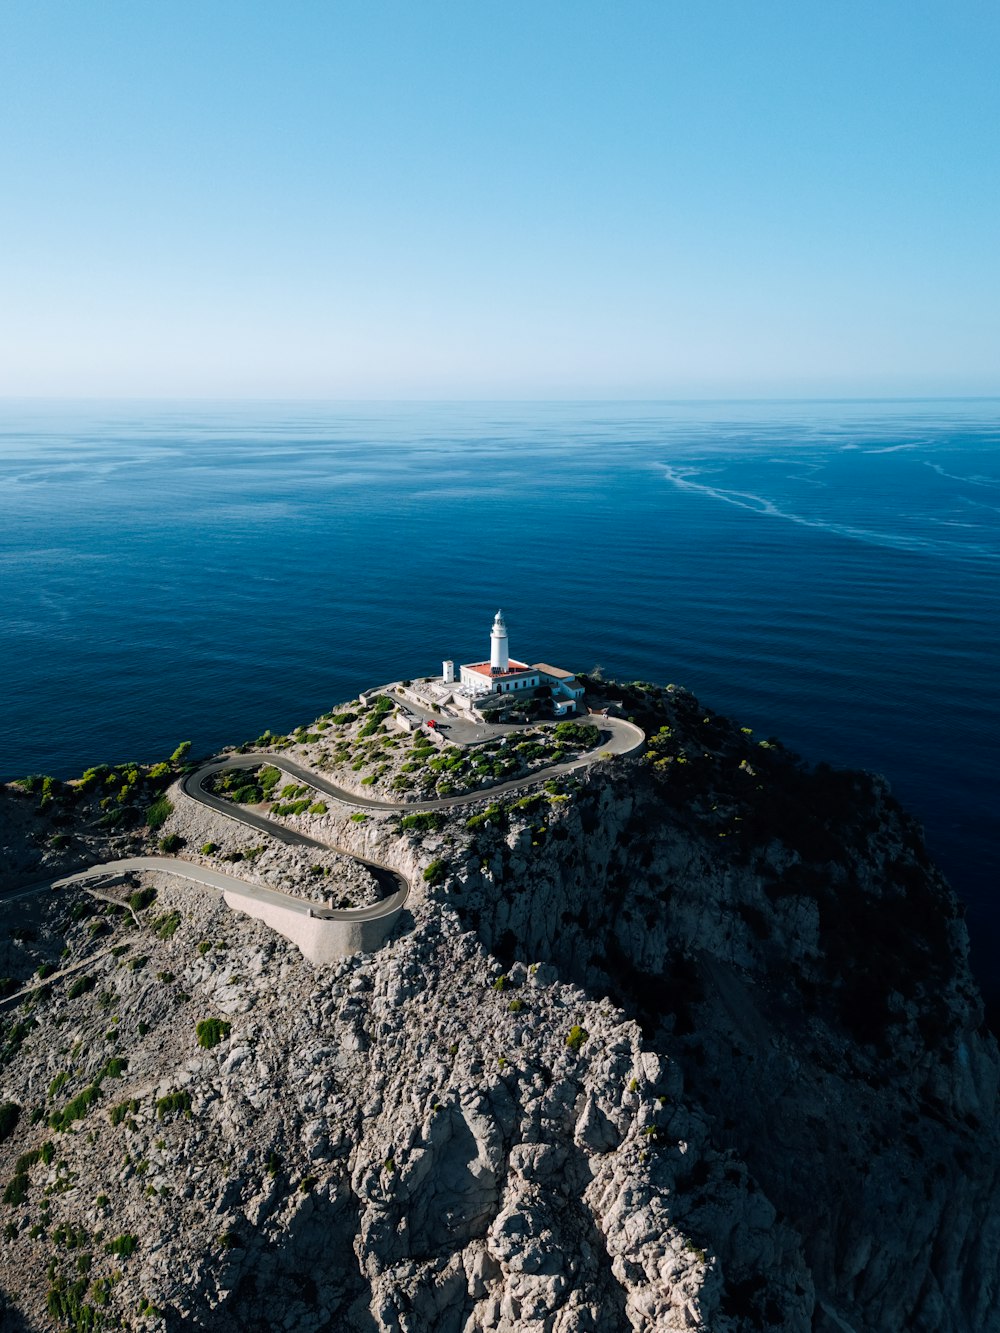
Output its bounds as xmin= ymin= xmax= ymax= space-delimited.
xmin=2 ymin=400 xmax=999 ymax=1006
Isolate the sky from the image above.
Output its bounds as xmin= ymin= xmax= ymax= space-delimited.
xmin=0 ymin=2 xmax=998 ymax=400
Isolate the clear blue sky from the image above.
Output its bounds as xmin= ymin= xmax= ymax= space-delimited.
xmin=1 ymin=2 xmax=998 ymax=398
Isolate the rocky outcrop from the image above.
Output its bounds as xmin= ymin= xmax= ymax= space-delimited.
xmin=0 ymin=879 xmax=811 ymax=1332
xmin=1 ymin=680 xmax=997 ymax=1332
xmin=431 ymin=684 xmax=1000 ymax=1332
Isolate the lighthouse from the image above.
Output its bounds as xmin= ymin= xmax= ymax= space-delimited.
xmin=490 ymin=609 xmax=510 ymax=675
xmin=455 ymin=609 xmax=584 ymax=712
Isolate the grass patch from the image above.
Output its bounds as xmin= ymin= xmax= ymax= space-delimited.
xmin=565 ymin=1024 xmax=589 ymax=1053
xmin=104 ymin=1233 xmax=138 ymax=1258
xmin=145 ymin=797 xmax=173 ymax=829
xmin=109 ymin=1099 xmax=140 ymax=1127
xmin=272 ymin=799 xmax=311 ymax=816
xmin=48 ymin=1072 xmax=70 ymax=1099
xmin=156 ymin=1091 xmax=191 ymax=1120
xmin=399 ymin=811 xmax=444 ymax=834
xmin=49 ymin=1083 xmax=102 ymax=1132
xmin=196 ymin=1018 xmax=231 ymax=1050
xmin=466 ymin=803 xmax=507 ymax=831
xmin=152 ymin=910 xmax=181 ymax=940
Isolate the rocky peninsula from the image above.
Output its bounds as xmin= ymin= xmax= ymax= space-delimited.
xmin=0 ymin=680 xmax=997 ymax=1332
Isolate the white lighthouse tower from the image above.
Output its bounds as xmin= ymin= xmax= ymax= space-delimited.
xmin=490 ymin=609 xmax=510 ymax=675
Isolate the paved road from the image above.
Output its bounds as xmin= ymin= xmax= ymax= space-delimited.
xmin=52 ymin=856 xmax=408 ymax=924
xmin=6 ymin=713 xmax=644 ymax=964
xmin=188 ymin=715 xmax=645 ymax=816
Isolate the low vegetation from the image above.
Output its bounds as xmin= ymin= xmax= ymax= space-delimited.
xmin=195 ymin=1018 xmax=231 ymax=1050
xmin=156 ymin=1091 xmax=191 ymax=1120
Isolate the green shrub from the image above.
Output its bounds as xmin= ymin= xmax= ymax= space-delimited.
xmin=400 ymin=811 xmax=444 ymax=834
xmin=309 ymin=802 xmax=328 ymax=815
xmin=332 ymin=712 xmax=357 ymax=725
xmin=565 ymin=1024 xmax=589 ymax=1053
xmin=201 ymin=841 xmax=218 ymax=855
xmin=465 ymin=803 xmax=506 ymax=831
xmin=110 ymin=1099 xmax=139 ymax=1127
xmin=105 ymin=1232 xmax=138 ymax=1257
xmin=273 ymin=799 xmax=311 ymax=815
xmin=553 ymin=721 xmax=599 ymax=747
xmin=67 ymin=975 xmax=96 ymax=1000
xmin=513 ymin=793 xmax=545 ymax=813
xmin=350 ymin=812 xmax=367 ymax=823
xmin=156 ymin=1091 xmax=191 ymax=1120
xmin=50 ymin=1082 xmax=102 ymax=1132
xmin=153 ymin=910 xmax=181 ymax=940
xmin=3 ymin=1173 xmax=29 ymax=1206
xmin=101 ymin=1058 xmax=127 ymax=1079
xmin=196 ymin=1018 xmax=231 ymax=1050
xmin=48 ymin=1072 xmax=70 ymax=1099
xmin=423 ymin=859 xmax=447 ymax=886
xmin=159 ymin=833 xmax=184 ymax=854
xmin=145 ymin=797 xmax=172 ymax=829
xmin=129 ymin=887 xmax=157 ymax=911
xmin=0 ymin=1103 xmax=19 ymax=1143
xmin=170 ymin=741 xmax=191 ymax=764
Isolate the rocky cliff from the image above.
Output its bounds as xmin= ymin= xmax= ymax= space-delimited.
xmin=0 ymin=681 xmax=997 ymax=1332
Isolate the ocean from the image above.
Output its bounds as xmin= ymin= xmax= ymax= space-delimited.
xmin=2 ymin=399 xmax=998 ymax=1007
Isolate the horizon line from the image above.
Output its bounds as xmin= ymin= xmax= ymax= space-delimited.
xmin=2 ymin=394 xmax=999 ymax=407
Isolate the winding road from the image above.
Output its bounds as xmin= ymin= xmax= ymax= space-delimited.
xmin=34 ymin=714 xmax=645 ymax=962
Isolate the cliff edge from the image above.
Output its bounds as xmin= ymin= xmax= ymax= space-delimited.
xmin=0 ymin=680 xmax=996 ymax=1332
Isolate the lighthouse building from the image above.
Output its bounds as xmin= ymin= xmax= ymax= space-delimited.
xmin=459 ymin=611 xmax=541 ymax=697
xmin=456 ymin=611 xmax=585 ymax=714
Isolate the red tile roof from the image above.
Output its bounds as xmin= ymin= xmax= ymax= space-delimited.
xmin=463 ymin=659 xmax=535 ymax=679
